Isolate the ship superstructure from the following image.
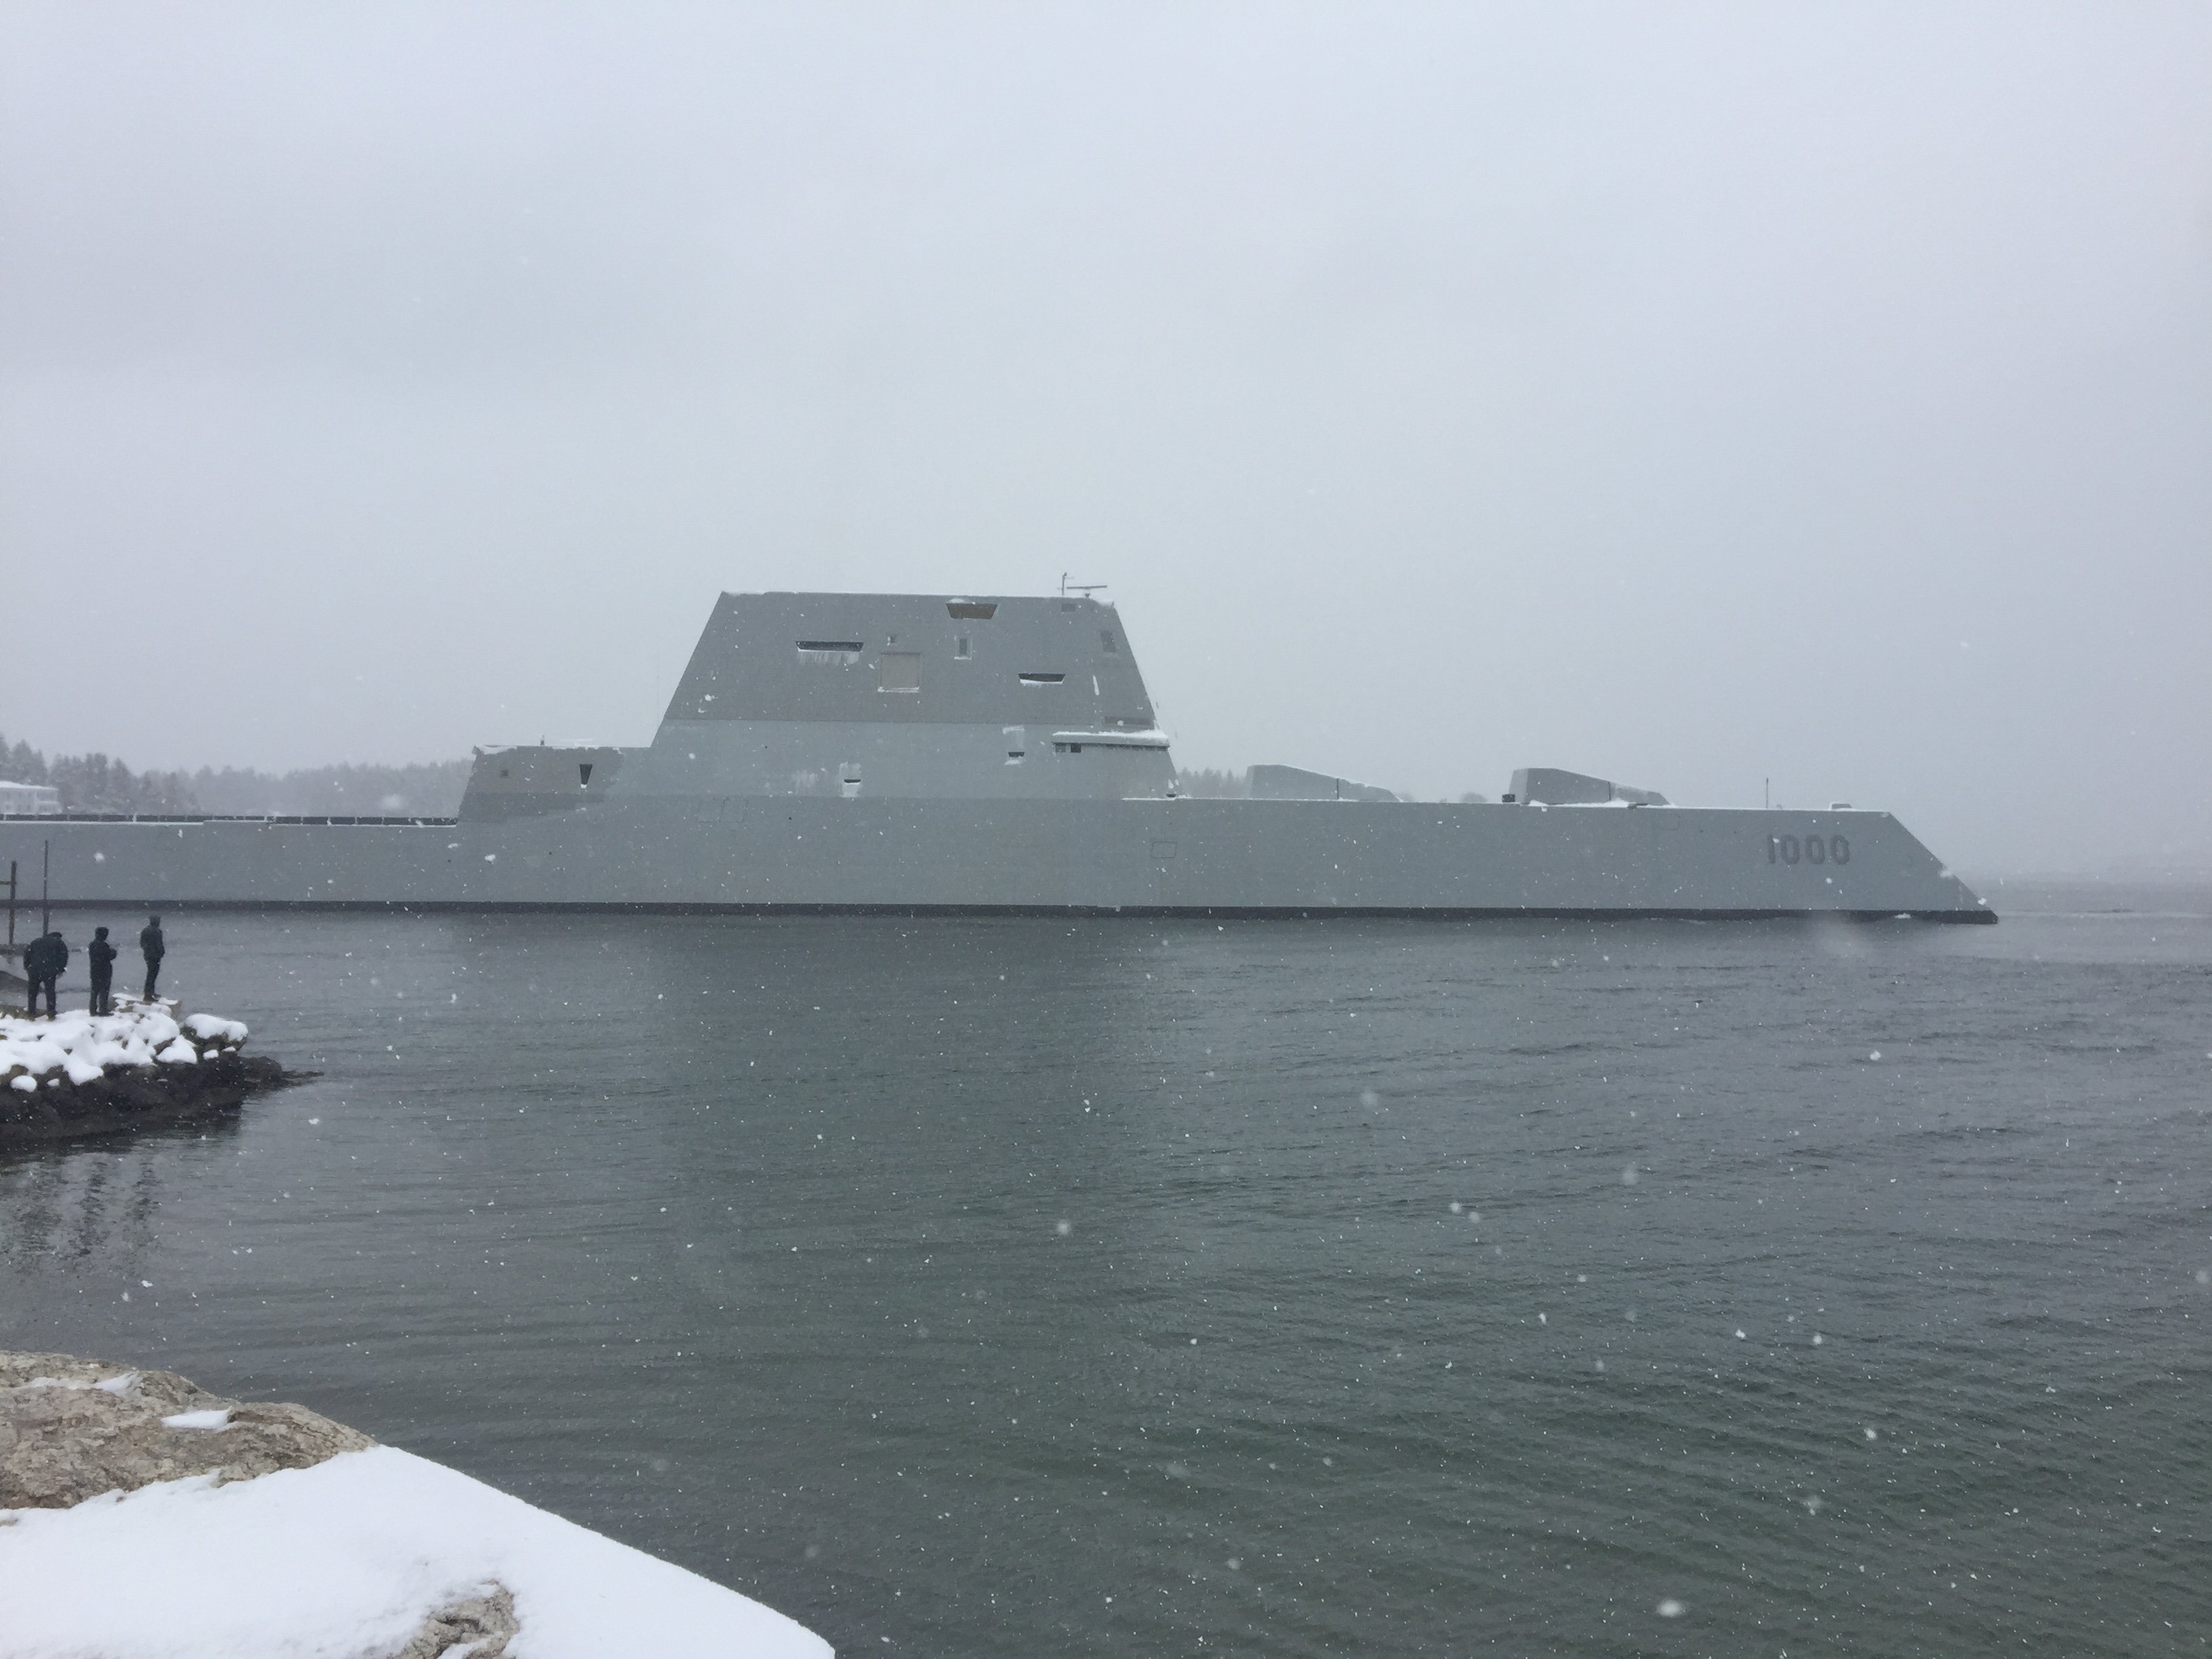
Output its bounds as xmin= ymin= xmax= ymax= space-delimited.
xmin=464 ymin=592 xmax=1173 ymax=820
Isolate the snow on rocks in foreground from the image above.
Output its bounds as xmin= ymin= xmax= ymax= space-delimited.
xmin=0 ymin=1449 xmax=832 ymax=1659
xmin=1 ymin=1000 xmax=247 ymax=1093
xmin=0 ymin=1351 xmax=830 ymax=1659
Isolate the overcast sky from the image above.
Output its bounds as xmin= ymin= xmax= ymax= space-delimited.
xmin=4 ymin=2 xmax=2207 ymax=874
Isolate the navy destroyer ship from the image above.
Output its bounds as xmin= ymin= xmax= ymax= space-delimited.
xmin=0 ymin=591 xmax=1991 ymax=920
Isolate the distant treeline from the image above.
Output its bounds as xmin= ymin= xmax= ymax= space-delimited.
xmin=1 ymin=733 xmax=470 ymax=817
xmin=1172 ymin=767 xmax=1251 ymax=798
xmin=2 ymin=734 xmax=197 ymax=814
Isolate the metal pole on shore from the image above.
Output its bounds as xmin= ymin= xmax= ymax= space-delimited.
xmin=41 ymin=840 xmax=50 ymax=935
xmin=5 ymin=858 xmax=14 ymax=948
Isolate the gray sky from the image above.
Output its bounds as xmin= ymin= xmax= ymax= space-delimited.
xmin=5 ymin=1 xmax=2208 ymax=875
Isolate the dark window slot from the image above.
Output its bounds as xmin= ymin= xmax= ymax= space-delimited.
xmin=796 ymin=640 xmax=864 ymax=653
xmin=945 ymin=602 xmax=998 ymax=619
xmin=1018 ymin=672 xmax=1065 ymax=684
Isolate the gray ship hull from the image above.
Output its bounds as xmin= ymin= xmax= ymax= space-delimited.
xmin=1 ymin=798 xmax=1990 ymax=920
xmin=1 ymin=591 xmax=1992 ymax=920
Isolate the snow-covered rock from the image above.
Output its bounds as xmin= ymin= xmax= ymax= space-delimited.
xmin=1 ymin=1351 xmax=371 ymax=1508
xmin=1 ymin=1002 xmax=212 ymax=1086
xmin=1 ymin=1005 xmax=289 ymax=1145
xmin=0 ymin=1350 xmax=830 ymax=1659
xmin=183 ymin=1011 xmax=249 ymax=1046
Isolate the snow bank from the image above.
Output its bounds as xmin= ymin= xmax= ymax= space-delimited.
xmin=0 ymin=1002 xmax=244 ymax=1090
xmin=0 ymin=1445 xmax=830 ymax=1659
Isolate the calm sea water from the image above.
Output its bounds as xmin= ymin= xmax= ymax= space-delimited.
xmin=5 ymin=882 xmax=2209 ymax=1656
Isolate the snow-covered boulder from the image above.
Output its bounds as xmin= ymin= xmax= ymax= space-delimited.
xmin=1 ymin=1005 xmax=291 ymax=1146
xmin=1 ymin=1351 xmax=374 ymax=1509
xmin=0 ymin=1350 xmax=830 ymax=1659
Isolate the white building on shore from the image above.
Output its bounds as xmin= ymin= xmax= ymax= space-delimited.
xmin=0 ymin=781 xmax=62 ymax=817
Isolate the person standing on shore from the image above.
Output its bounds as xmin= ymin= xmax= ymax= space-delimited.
xmin=87 ymin=926 xmax=117 ymax=1015
xmin=140 ymin=914 xmax=165 ymax=1002
xmin=23 ymin=930 xmax=66 ymax=1018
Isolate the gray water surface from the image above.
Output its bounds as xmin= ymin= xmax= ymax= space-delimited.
xmin=5 ymin=884 xmax=2209 ymax=1655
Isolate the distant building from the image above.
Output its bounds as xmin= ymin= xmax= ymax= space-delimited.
xmin=0 ymin=781 xmax=62 ymax=816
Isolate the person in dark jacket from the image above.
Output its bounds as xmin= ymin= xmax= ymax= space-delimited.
xmin=23 ymin=931 xmax=66 ymax=1019
xmin=87 ymin=926 xmax=118 ymax=1015
xmin=140 ymin=915 xmax=165 ymax=1002
xmin=18 ymin=933 xmax=50 ymax=1017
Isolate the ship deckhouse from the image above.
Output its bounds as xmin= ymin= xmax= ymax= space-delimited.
xmin=460 ymin=594 xmax=1176 ymax=819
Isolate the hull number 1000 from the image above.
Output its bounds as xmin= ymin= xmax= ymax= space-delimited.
xmin=1769 ymin=834 xmax=1849 ymax=866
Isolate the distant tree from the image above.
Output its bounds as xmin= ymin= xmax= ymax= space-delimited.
xmin=3 ymin=737 xmax=48 ymax=786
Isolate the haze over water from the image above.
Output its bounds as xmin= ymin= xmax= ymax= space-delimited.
xmin=5 ymin=886 xmax=2208 ymax=1655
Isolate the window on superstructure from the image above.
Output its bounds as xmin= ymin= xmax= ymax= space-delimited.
xmin=1019 ymin=672 xmax=1065 ymax=685
xmin=947 ymin=601 xmax=997 ymax=619
xmin=1101 ymin=630 xmax=1118 ymax=653
xmin=879 ymin=653 xmax=922 ymax=693
xmin=955 ymin=635 xmax=971 ymax=659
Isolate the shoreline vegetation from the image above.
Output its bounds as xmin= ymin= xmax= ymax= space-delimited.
xmin=1 ymin=1003 xmax=301 ymax=1147
xmin=1 ymin=733 xmax=470 ymax=818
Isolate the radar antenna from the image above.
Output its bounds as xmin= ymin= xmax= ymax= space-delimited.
xmin=1059 ymin=573 xmax=1107 ymax=598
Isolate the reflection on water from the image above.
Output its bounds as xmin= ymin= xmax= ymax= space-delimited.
xmin=5 ymin=1109 xmax=251 ymax=1271
xmin=5 ymin=886 xmax=2209 ymax=1656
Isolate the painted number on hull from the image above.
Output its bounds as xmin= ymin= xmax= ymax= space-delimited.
xmin=1769 ymin=834 xmax=1849 ymax=866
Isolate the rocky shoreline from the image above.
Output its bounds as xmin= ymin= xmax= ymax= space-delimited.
xmin=0 ymin=1349 xmax=375 ymax=1510
xmin=0 ymin=1048 xmax=301 ymax=1144
xmin=0 ymin=1349 xmax=518 ymax=1659
xmin=1 ymin=1004 xmax=304 ymax=1147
